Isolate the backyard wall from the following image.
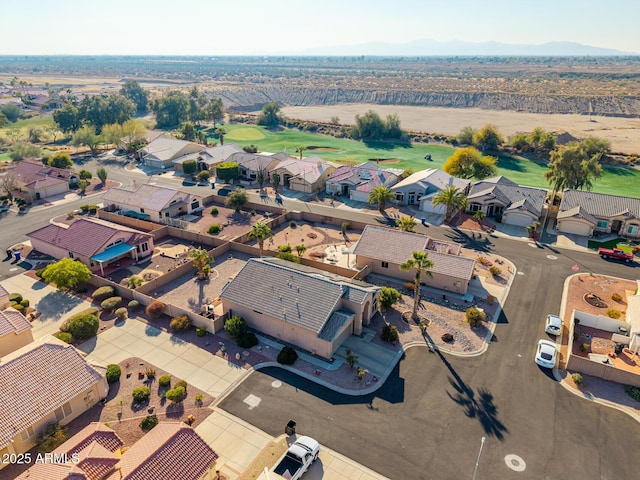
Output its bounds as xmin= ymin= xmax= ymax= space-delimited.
xmin=572 ymin=309 xmax=631 ymax=333
xmin=98 ymin=210 xmax=161 ymax=232
xmin=566 ymin=354 xmax=640 ymax=388
xmin=201 ymin=194 xmax=286 ymax=217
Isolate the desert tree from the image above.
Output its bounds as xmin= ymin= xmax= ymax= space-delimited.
xmin=399 ymin=251 xmax=434 ymax=319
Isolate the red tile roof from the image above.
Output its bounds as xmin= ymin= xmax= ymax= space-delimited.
xmin=54 ymin=422 xmax=124 ymax=456
xmin=75 ymin=442 xmax=120 ymax=480
xmin=0 ymin=282 xmax=8 ymax=298
xmin=17 ymin=463 xmax=89 ymax=480
xmin=0 ymin=307 xmax=32 ymax=337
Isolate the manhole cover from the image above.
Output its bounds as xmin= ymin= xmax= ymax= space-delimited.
xmin=546 ymin=255 xmax=558 ymax=260
xmin=271 ymin=380 xmax=282 ymax=388
xmin=504 ymin=454 xmax=526 ymax=472
xmin=243 ymin=394 xmax=261 ymax=410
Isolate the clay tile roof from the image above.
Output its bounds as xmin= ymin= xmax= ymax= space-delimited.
xmin=54 ymin=422 xmax=124 ymax=456
xmin=0 ymin=342 xmax=105 ymax=449
xmin=0 ymin=307 xmax=32 ymax=337
xmin=75 ymin=442 xmax=120 ymax=480
xmin=16 ymin=463 xmax=88 ymax=480
xmin=102 ymin=184 xmax=200 ymax=212
xmin=0 ymin=282 xmax=8 ymax=298
xmin=559 ymin=189 xmax=640 ymax=219
xmin=114 ymin=423 xmax=218 ymax=480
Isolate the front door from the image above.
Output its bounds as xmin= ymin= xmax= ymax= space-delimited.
xmin=612 ymin=220 xmax=622 ymax=233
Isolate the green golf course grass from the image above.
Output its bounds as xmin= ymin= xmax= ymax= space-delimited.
xmin=218 ymin=124 xmax=640 ymax=198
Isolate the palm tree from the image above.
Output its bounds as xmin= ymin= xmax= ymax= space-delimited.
xmin=396 ymin=216 xmax=416 ymax=232
xmin=431 ymin=186 xmax=468 ymax=223
xmin=295 ymin=244 xmax=307 ymax=257
xmin=216 ymin=127 xmax=226 ymax=146
xmin=368 ymin=186 xmax=395 ymax=212
xmin=295 ymin=145 xmax=306 ymax=160
xmin=248 ymin=221 xmax=272 ymax=257
xmin=345 ymin=349 xmax=358 ymax=369
xmin=399 ymin=251 xmax=434 ymax=319
xmin=188 ymin=247 xmax=214 ymax=281
xmin=473 ymin=210 xmax=485 ymax=224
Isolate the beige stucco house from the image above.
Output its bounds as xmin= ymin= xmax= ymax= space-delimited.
xmin=4 ymin=160 xmax=78 ymax=201
xmin=326 ymin=162 xmax=399 ymax=203
xmin=0 ymin=339 xmax=108 ymax=468
xmin=173 ymin=143 xmax=244 ymax=173
xmin=353 ymin=225 xmax=476 ymax=295
xmin=557 ymin=190 xmax=640 ymax=238
xmin=220 ymin=258 xmax=380 ymax=359
xmin=271 ymin=155 xmax=336 ymax=193
xmin=0 ymin=308 xmax=34 ymax=358
xmin=391 ymin=168 xmax=470 ymax=213
xmin=139 ymin=135 xmax=202 ymax=169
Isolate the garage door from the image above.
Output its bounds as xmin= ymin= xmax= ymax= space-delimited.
xmin=558 ymin=219 xmax=592 ymax=236
xmin=421 ymin=200 xmax=445 ymax=214
xmin=503 ymin=212 xmax=534 ymax=227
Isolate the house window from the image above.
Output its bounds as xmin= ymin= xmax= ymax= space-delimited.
xmin=190 ymin=200 xmax=200 ymax=210
xmin=69 ymin=252 xmax=74 ymax=259
xmin=20 ymin=426 xmax=35 ymax=441
xmin=468 ymin=203 xmax=481 ymax=213
xmin=141 ymin=242 xmax=149 ymax=252
xmin=140 ymin=208 xmax=145 ymax=213
xmin=596 ymin=220 xmax=608 ymax=229
xmin=627 ymin=225 xmax=639 ymax=235
xmin=381 ymin=261 xmax=389 ymax=269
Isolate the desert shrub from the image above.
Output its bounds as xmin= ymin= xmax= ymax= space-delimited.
xmin=64 ymin=313 xmax=99 ymax=340
xmin=277 ymin=346 xmax=298 ymax=365
xmin=92 ymin=286 xmax=115 ymax=302
xmin=611 ymin=292 xmax=623 ymax=302
xmin=20 ymin=299 xmax=29 ymax=308
xmin=183 ymin=159 xmax=197 ymax=175
xmin=276 ymin=252 xmax=300 ymax=263
xmin=210 ymin=207 xmax=219 ymax=216
xmin=378 ymin=287 xmax=401 ymax=309
xmin=489 ymin=266 xmax=502 ymax=277
xmin=9 ymin=293 xmax=22 ymax=304
xmin=624 ymin=385 xmax=640 ymax=402
xmin=580 ymin=343 xmax=589 ymax=352
xmin=341 ymin=221 xmax=350 ymax=234
xmin=101 ymin=296 xmax=122 ymax=313
xmin=237 ymin=332 xmax=258 ymax=348
xmin=54 ymin=331 xmax=74 ymax=344
xmin=35 ymin=268 xmax=45 ymax=278
xmin=208 ymin=224 xmax=222 ymax=234
xmin=12 ymin=304 xmax=25 ymax=314
xmin=224 ymin=314 xmax=247 ymax=338
xmin=196 ymin=170 xmax=210 ymax=182
xmin=195 ymin=393 xmax=203 ymax=404
xmin=466 ymin=307 xmax=486 ymax=327
xmin=145 ymin=368 xmax=156 ymax=379
xmin=106 ymin=364 xmax=122 ymax=384
xmin=277 ymin=244 xmax=292 ymax=253
xmin=132 ymin=386 xmax=151 ymax=402
xmin=140 ymin=414 xmax=158 ymax=431
xmin=145 ymin=300 xmax=165 ymax=318
xmin=37 ymin=423 xmax=68 ymax=453
xmin=170 ymin=315 xmax=191 ymax=331
xmin=606 ymin=309 xmax=621 ymax=319
xmin=381 ymin=323 xmax=399 ymax=343
xmin=128 ymin=300 xmax=140 ymax=311
xmin=404 ymin=281 xmax=415 ymax=291
xmin=572 ymin=373 xmax=584 ymax=386
xmin=115 ymin=307 xmax=128 ymax=320
xmin=166 ymin=386 xmax=186 ymax=403
xmin=196 ymin=326 xmax=207 ymax=337
xmin=158 ymin=374 xmax=172 ymax=387
xmin=289 ymin=220 xmax=297 ymax=228
xmin=175 ymin=379 xmax=187 ymax=391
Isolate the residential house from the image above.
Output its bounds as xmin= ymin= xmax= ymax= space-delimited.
xmin=0 ymin=307 xmax=34 ymax=358
xmin=556 ymin=190 xmax=640 ymax=238
xmin=227 ymin=152 xmax=280 ymax=185
xmin=0 ymin=339 xmax=108 ymax=466
xmin=17 ymin=421 xmax=219 ymax=480
xmin=27 ymin=94 xmax=62 ymax=111
xmin=352 ymin=225 xmax=476 ymax=295
xmin=391 ymin=168 xmax=470 ymax=213
xmin=0 ymin=282 xmax=9 ymax=306
xmin=220 ymin=257 xmax=380 ymax=359
xmin=27 ymin=218 xmax=154 ymax=275
xmin=172 ymin=143 xmax=244 ymax=173
xmin=270 ymin=155 xmax=336 ymax=193
xmin=102 ymin=184 xmax=204 ymax=223
xmin=466 ymin=176 xmax=547 ymax=227
xmin=325 ymin=162 xmax=399 ymax=203
xmin=138 ymin=135 xmax=202 ymax=169
xmin=5 ymin=159 xmax=79 ymax=200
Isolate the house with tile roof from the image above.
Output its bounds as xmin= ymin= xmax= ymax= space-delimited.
xmin=325 ymin=162 xmax=399 ymax=203
xmin=220 ymin=258 xmax=380 ymax=359
xmin=0 ymin=282 xmax=9 ymax=305
xmin=352 ymin=225 xmax=476 ymax=295
xmin=270 ymin=155 xmax=336 ymax=193
xmin=226 ymin=152 xmax=281 ymax=184
xmin=102 ymin=184 xmax=204 ymax=223
xmin=172 ymin=143 xmax=244 ymax=173
xmin=466 ymin=176 xmax=548 ymax=227
xmin=0 ymin=307 xmax=34 ymax=357
xmin=0 ymin=339 xmax=108 ymax=466
xmin=556 ymin=189 xmax=640 ymax=238
xmin=139 ymin=135 xmax=202 ymax=169
xmin=391 ymin=168 xmax=470 ymax=213
xmin=16 ymin=421 xmax=219 ymax=480
xmin=5 ymin=160 xmax=79 ymax=200
xmin=27 ymin=218 xmax=154 ymax=275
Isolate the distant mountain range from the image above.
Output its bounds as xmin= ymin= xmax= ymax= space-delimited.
xmin=287 ymin=39 xmax=636 ymax=56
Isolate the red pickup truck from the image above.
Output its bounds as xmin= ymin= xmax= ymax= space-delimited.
xmin=598 ymin=247 xmax=634 ymax=262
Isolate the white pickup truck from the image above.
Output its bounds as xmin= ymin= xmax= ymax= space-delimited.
xmin=272 ymin=436 xmax=320 ymax=480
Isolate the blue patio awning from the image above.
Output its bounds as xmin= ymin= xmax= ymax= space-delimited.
xmin=91 ymin=243 xmax=136 ymax=263
xmin=124 ymin=210 xmax=150 ymax=220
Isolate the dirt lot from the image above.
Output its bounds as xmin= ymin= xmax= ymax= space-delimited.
xmin=281 ymin=104 xmax=640 ymax=155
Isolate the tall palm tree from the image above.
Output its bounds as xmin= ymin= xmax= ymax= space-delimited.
xmin=431 ymin=186 xmax=468 ymax=223
xmin=368 ymin=186 xmax=395 ymax=212
xmin=396 ymin=216 xmax=416 ymax=232
xmin=399 ymin=251 xmax=434 ymax=319
xmin=188 ymin=247 xmax=214 ymax=281
xmin=216 ymin=127 xmax=226 ymax=146
xmin=248 ymin=221 xmax=272 ymax=257
xmin=295 ymin=145 xmax=306 ymax=160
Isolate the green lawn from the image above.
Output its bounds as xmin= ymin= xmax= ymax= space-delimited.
xmin=0 ymin=152 xmax=11 ymax=162
xmin=0 ymin=116 xmax=55 ymax=142
xmin=587 ymin=238 xmax=640 ymax=252
xmin=220 ymin=124 xmax=640 ymax=198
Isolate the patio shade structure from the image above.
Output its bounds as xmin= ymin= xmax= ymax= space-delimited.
xmin=124 ymin=210 xmax=151 ymax=220
xmin=91 ymin=243 xmax=138 ymax=275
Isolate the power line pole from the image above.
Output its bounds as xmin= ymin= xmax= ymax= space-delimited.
xmin=471 ymin=436 xmax=486 ymax=480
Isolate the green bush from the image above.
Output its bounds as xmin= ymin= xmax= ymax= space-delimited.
xmin=92 ymin=286 xmax=115 ymax=302
xmin=341 ymin=221 xmax=350 ymax=234
xmin=145 ymin=300 xmax=165 ymax=318
xmin=277 ymin=346 xmax=298 ymax=365
xmin=225 ymin=315 xmax=248 ymax=338
xmin=132 ymin=386 xmax=151 ymax=402
xmin=145 ymin=368 xmax=156 ymax=379
xmin=237 ymin=332 xmax=258 ymax=348
xmin=54 ymin=331 xmax=74 ymax=344
xmin=128 ymin=300 xmax=140 ymax=311
xmin=63 ymin=313 xmax=99 ymax=340
xmin=572 ymin=373 xmax=584 ymax=386
xmin=140 ymin=414 xmax=158 ymax=431
xmin=195 ymin=393 xmax=203 ymax=404
xmin=216 ymin=161 xmax=239 ymax=182
xmin=9 ymin=293 xmax=23 ymax=304
xmin=35 ymin=268 xmax=45 ymax=278
xmin=115 ymin=307 xmax=128 ymax=320
xmin=289 ymin=220 xmax=297 ymax=228
xmin=381 ymin=323 xmax=399 ymax=343
xmin=196 ymin=326 xmax=207 ymax=337
xmin=277 ymin=244 xmax=292 ymax=253
xmin=101 ymin=296 xmax=122 ymax=313
xmin=624 ymin=384 xmax=640 ymax=402
xmin=170 ymin=315 xmax=191 ymax=331
xmin=158 ymin=374 xmax=172 ymax=387
xmin=276 ymin=252 xmax=300 ymax=263
xmin=378 ymin=287 xmax=401 ymax=309
xmin=466 ymin=307 xmax=486 ymax=327
xmin=20 ymin=299 xmax=29 ymax=308
xmin=607 ymin=309 xmax=621 ymax=319
xmin=12 ymin=304 xmax=25 ymax=314
xmin=183 ymin=159 xmax=197 ymax=175
xmin=611 ymin=292 xmax=623 ymax=302
xmin=208 ymin=224 xmax=222 ymax=234
xmin=196 ymin=170 xmax=210 ymax=182
xmin=489 ymin=266 xmax=502 ymax=277
xmin=106 ymin=364 xmax=122 ymax=384
xmin=175 ymin=379 xmax=187 ymax=391
xmin=166 ymin=386 xmax=186 ymax=403
xmin=210 ymin=207 xmax=219 ymax=216
xmin=37 ymin=423 xmax=68 ymax=453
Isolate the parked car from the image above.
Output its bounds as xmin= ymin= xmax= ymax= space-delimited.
xmin=535 ymin=339 xmax=557 ymax=369
xmin=597 ymin=247 xmax=633 ymax=262
xmin=272 ymin=436 xmax=319 ymax=480
xmin=545 ymin=314 xmax=562 ymax=336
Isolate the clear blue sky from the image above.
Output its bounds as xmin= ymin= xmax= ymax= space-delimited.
xmin=2 ymin=0 xmax=639 ymax=55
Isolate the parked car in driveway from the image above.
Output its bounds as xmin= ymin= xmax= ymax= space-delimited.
xmin=535 ymin=339 xmax=557 ymax=369
xmin=545 ymin=314 xmax=562 ymax=336
xmin=597 ymin=247 xmax=634 ymax=263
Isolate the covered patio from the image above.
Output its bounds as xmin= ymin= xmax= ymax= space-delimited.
xmin=91 ymin=243 xmax=139 ymax=275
